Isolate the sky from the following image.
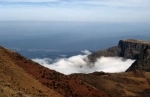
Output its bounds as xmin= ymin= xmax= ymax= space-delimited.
xmin=0 ymin=0 xmax=150 ymax=22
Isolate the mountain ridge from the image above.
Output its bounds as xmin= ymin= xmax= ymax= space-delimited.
xmin=88 ymin=39 xmax=150 ymax=71
xmin=0 ymin=46 xmax=108 ymax=97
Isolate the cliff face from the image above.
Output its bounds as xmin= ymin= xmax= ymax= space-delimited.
xmin=88 ymin=39 xmax=150 ymax=71
xmin=126 ymin=48 xmax=150 ymax=71
xmin=118 ymin=39 xmax=150 ymax=59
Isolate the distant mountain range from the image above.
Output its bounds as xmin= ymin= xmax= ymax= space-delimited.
xmin=1 ymin=39 xmax=150 ymax=97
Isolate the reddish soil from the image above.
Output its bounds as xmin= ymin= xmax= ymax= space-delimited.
xmin=1 ymin=46 xmax=108 ymax=97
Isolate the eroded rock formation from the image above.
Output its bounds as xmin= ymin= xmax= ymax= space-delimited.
xmin=88 ymin=39 xmax=150 ymax=71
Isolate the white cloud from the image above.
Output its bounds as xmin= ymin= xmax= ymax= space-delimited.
xmin=0 ymin=0 xmax=150 ymax=22
xmin=1 ymin=6 xmax=149 ymax=22
xmin=71 ymin=0 xmax=150 ymax=7
xmin=1 ymin=0 xmax=150 ymax=8
xmin=81 ymin=50 xmax=92 ymax=55
xmin=32 ymin=51 xmax=135 ymax=75
xmin=1 ymin=0 xmax=59 ymax=2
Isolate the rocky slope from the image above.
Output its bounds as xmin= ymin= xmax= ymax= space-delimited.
xmin=0 ymin=46 xmax=108 ymax=97
xmin=70 ymin=71 xmax=150 ymax=97
xmin=88 ymin=39 xmax=150 ymax=71
xmin=0 ymin=46 xmax=62 ymax=97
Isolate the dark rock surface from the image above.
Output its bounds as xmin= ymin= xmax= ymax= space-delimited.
xmin=88 ymin=39 xmax=150 ymax=71
xmin=88 ymin=46 xmax=121 ymax=62
xmin=118 ymin=39 xmax=150 ymax=59
xmin=126 ymin=48 xmax=150 ymax=72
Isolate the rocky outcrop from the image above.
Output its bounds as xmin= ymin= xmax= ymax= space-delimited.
xmin=88 ymin=39 xmax=150 ymax=71
xmin=118 ymin=39 xmax=150 ymax=59
xmin=88 ymin=46 xmax=121 ymax=62
xmin=126 ymin=48 xmax=150 ymax=71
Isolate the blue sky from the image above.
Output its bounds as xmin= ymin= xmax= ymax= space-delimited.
xmin=0 ymin=0 xmax=150 ymax=22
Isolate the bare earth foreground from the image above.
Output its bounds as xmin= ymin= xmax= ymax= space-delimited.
xmin=1 ymin=39 xmax=150 ymax=97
